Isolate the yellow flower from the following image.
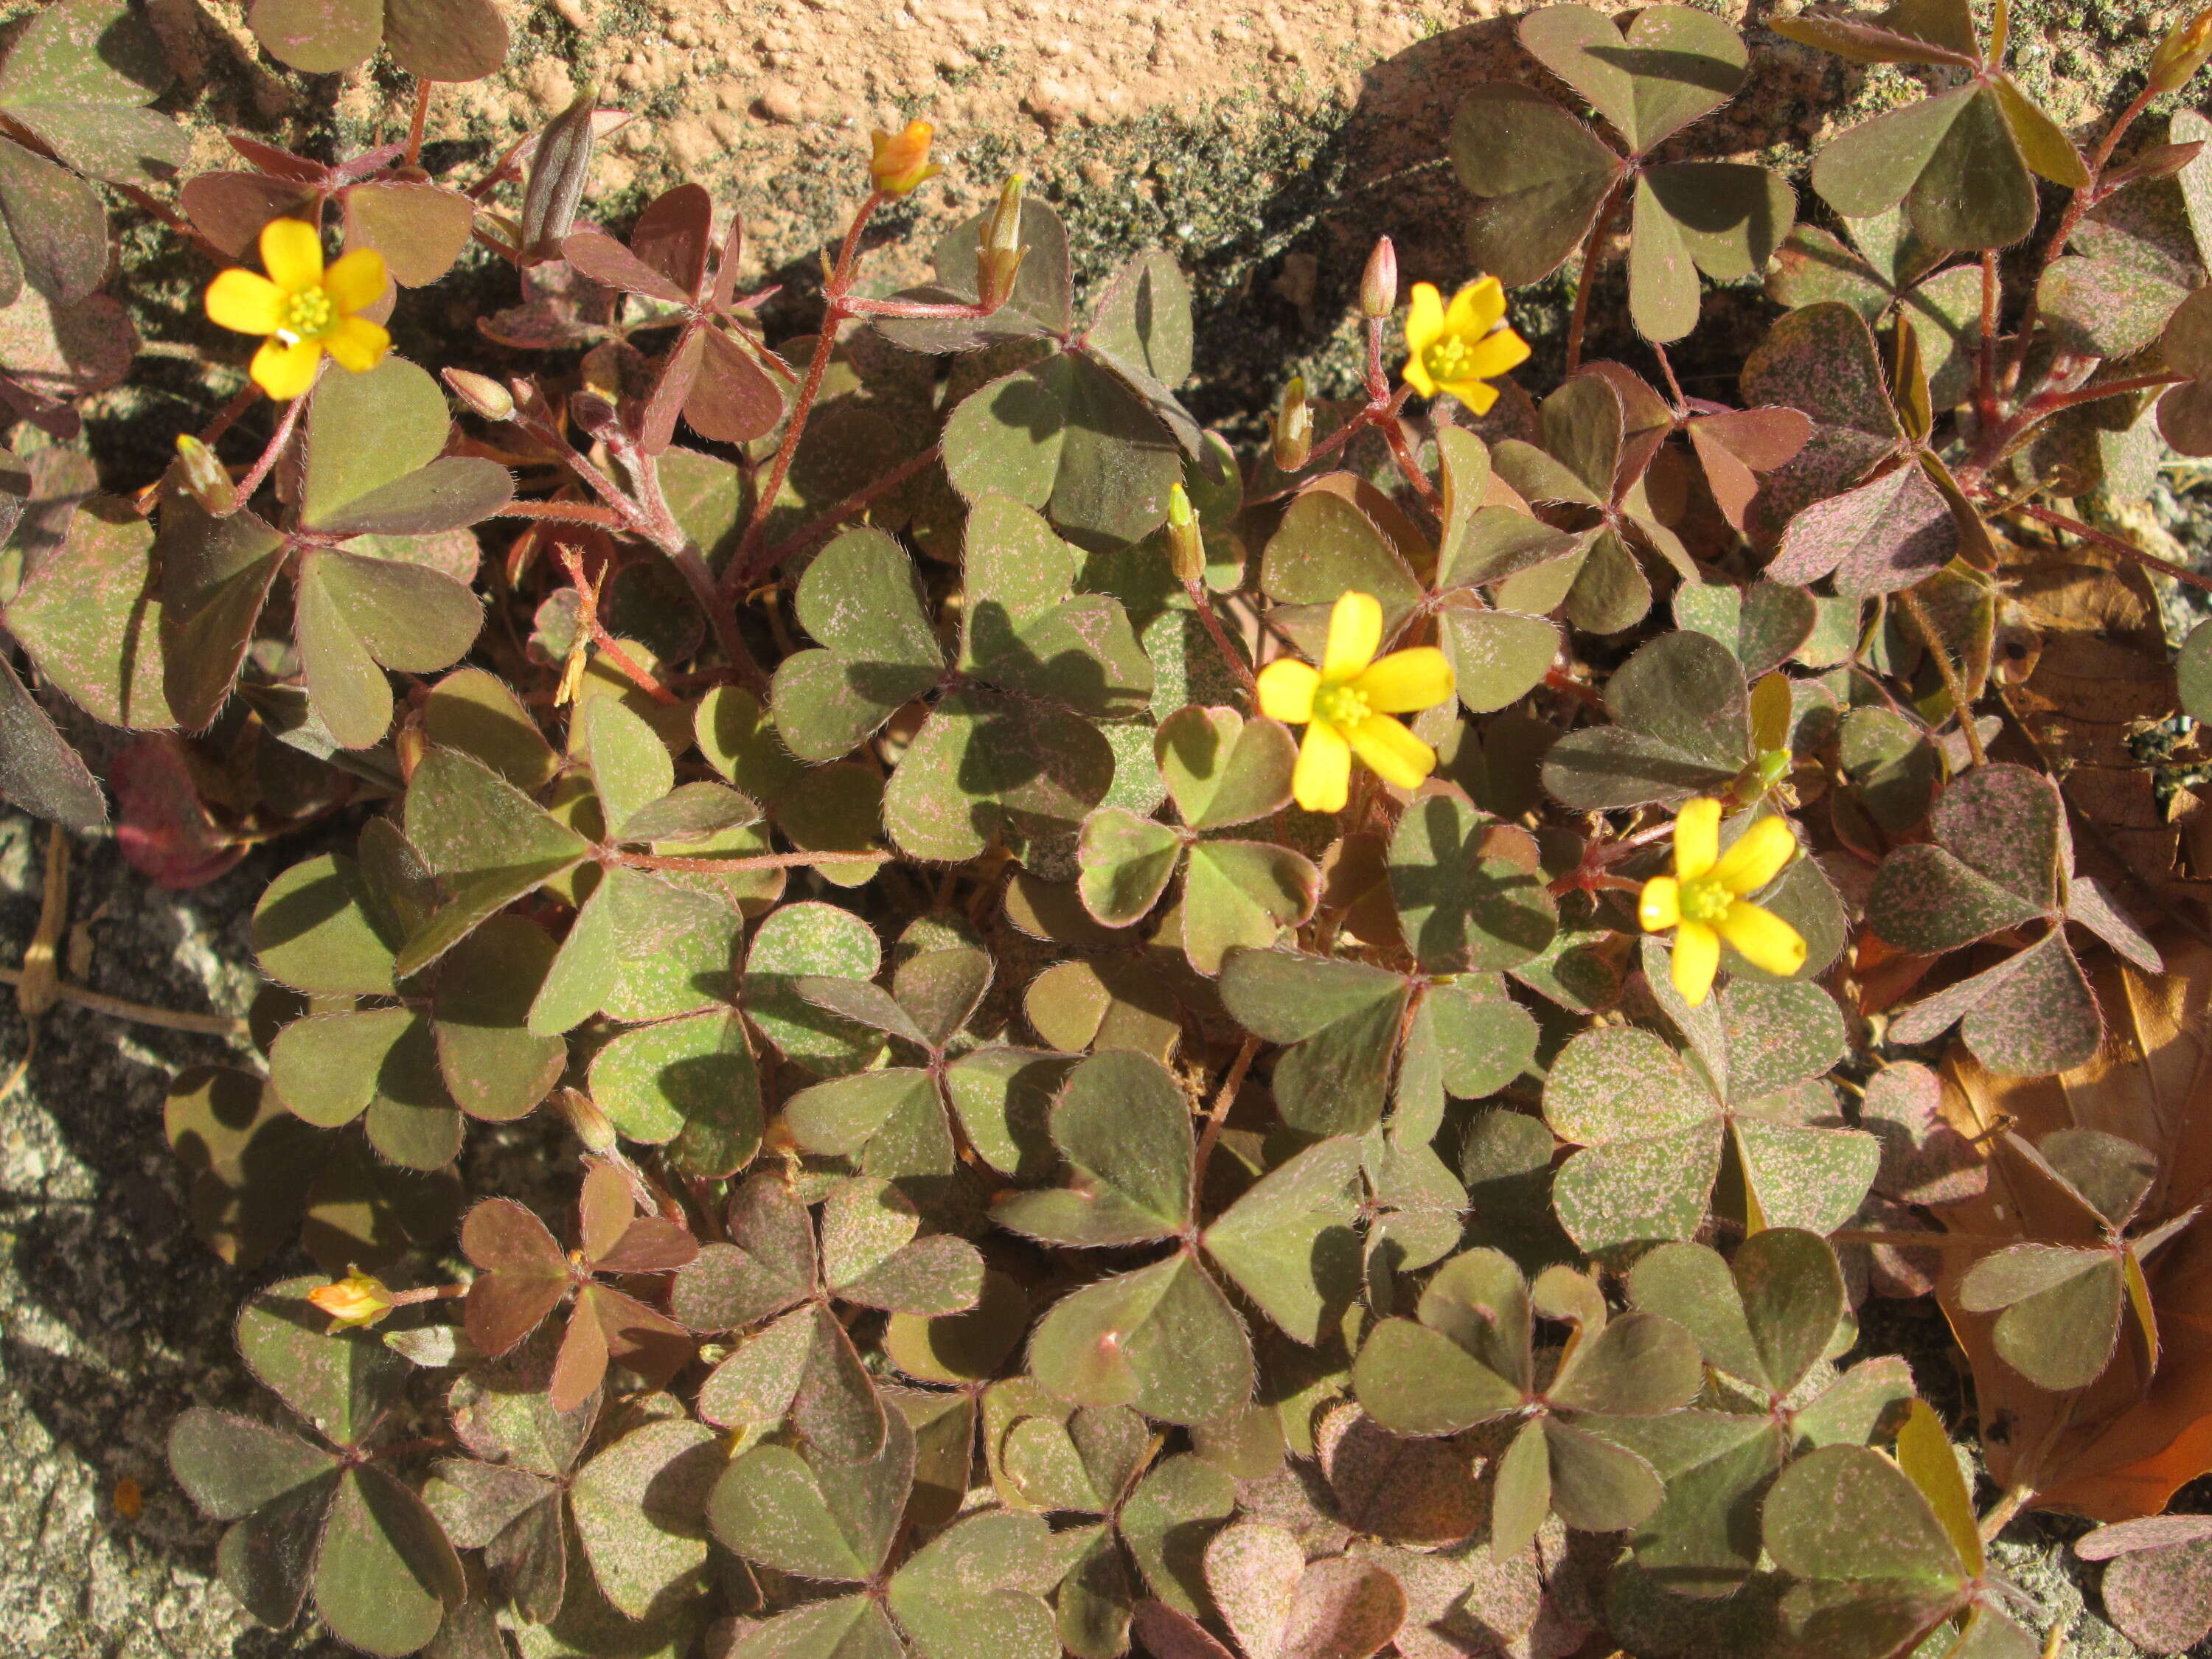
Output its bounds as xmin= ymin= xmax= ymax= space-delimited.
xmin=307 ymin=1268 xmax=394 ymax=1330
xmin=1638 ymin=799 xmax=1806 ymax=1007
xmin=869 ymin=120 xmax=942 ymax=197
xmin=1401 ymin=277 xmax=1531 ymax=414
xmin=1256 ymin=590 xmax=1455 ymax=814
xmin=205 ymin=219 xmax=389 ymax=401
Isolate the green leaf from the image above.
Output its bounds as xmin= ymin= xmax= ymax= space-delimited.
xmin=253 ymin=852 xmax=397 ymax=997
xmin=1218 ymin=949 xmax=1410 ymax=1137
xmin=590 ymin=1009 xmax=761 ymax=1175
xmin=1155 ymin=705 xmax=1298 ymax=830
xmin=169 ymin=1408 xmax=338 ymax=1522
xmin=237 ymin=1274 xmax=407 ymax=1449
xmin=995 ymin=1050 xmax=1192 ymax=1245
xmin=1260 ymin=490 xmax=1424 ymax=641
xmin=1540 ymin=630 xmax=1749 ymax=810
xmin=432 ymin=914 xmax=564 ymax=1121
xmin=781 ymin=762 xmax=886 ymax=890
xmin=7 ymin=498 xmax=172 ymax=728
xmin=772 ymin=526 xmax=945 ymax=763
xmin=1595 ymin=1410 xmax=1784 ymax=1596
xmin=1761 ymin=1442 xmax=1968 ymax=1586
xmin=1629 ymin=1230 xmax=1843 ymax=1397
xmin=398 ymin=748 xmax=591 ymax=978
xmin=1180 ymin=840 xmax=1319 ymax=976
xmin=709 ymin=1408 xmax=914 ymax=1581
xmin=1517 ymin=4 xmax=1747 ymax=154
xmin=156 ymin=501 xmax=285 ymax=728
xmin=1959 ymin=1243 xmax=2123 ymax=1391
xmin=582 ymin=693 xmax=676 ymax=841
xmin=887 ymin=1510 xmax=1062 ymax=1659
xmin=1077 ymin=808 xmax=1183 ymax=927
xmin=1201 ymin=1136 xmax=1364 ymax=1343
xmin=1439 ymin=605 xmax=1562 ymax=715
xmin=313 ymin=1465 xmax=462 ymax=1658
xmin=1029 ymin=1251 xmax=1254 ymax=1426
xmin=1119 ymin=1452 xmax=1237 ymax=1613
xmin=302 ymin=356 xmax=452 ymax=529
xmin=423 ymin=667 xmax=555 ymax=790
xmin=742 ymin=902 xmax=887 ymax=1077
xmin=884 ymin=689 xmax=1114 ymax=864
xmin=1452 ymin=83 xmax=1624 ymax=285
xmin=569 ymin=1419 xmax=720 ymax=1618
xmin=294 ymin=548 xmax=482 ymax=748
xmin=1351 ymin=1316 xmax=1523 ymax=1436
xmin=1388 ymin=794 xmax=1558 ymax=973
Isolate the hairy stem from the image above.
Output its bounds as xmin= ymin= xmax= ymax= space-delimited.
xmin=1899 ymin=585 xmax=1986 ymax=765
xmin=1565 ymin=178 xmax=1627 ymax=376
xmin=2008 ymin=499 xmax=2212 ymax=596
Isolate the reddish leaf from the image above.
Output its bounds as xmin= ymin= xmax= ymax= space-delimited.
xmin=630 ymin=183 xmax=714 ymax=302
xmin=111 ymin=736 xmax=242 ymax=888
xmin=684 ymin=325 xmax=784 ymax=444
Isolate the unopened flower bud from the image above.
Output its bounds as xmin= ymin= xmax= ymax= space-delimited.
xmin=556 ymin=1087 xmax=620 ymax=1155
xmin=310 ymin=1268 xmax=395 ymax=1329
xmin=1273 ymin=375 xmax=1312 ymax=473
xmin=1360 ymin=237 xmax=1398 ymax=320
xmin=1165 ymin=482 xmax=1205 ymax=585
xmin=978 ymin=174 xmax=1027 ymax=310
xmin=869 ymin=120 xmax=943 ymax=198
xmin=443 ymin=367 xmax=515 ymax=421
xmin=2152 ymin=6 xmax=2212 ymax=93
xmin=173 ymin=434 xmax=236 ymax=516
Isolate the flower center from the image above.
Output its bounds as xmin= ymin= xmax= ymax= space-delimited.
xmin=277 ymin=285 xmax=334 ymax=344
xmin=1422 ymin=335 xmax=1480 ymax=383
xmin=1679 ymin=874 xmax=1732 ymax=925
xmin=1312 ymin=680 xmax=1371 ymax=728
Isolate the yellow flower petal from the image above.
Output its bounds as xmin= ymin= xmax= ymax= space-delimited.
xmin=1256 ymin=657 xmax=1320 ymax=725
xmin=251 ymin=336 xmax=323 ymax=401
xmin=1346 ymin=714 xmax=1435 ymax=791
xmin=1672 ymin=920 xmax=1722 ymax=1006
xmin=1324 ymin=589 xmax=1384 ymax=681
xmin=204 ymin=268 xmax=286 ymax=336
xmin=1674 ymin=797 xmax=1721 ymax=881
xmin=1458 ymin=326 xmax=1531 ymax=380
xmin=1711 ymin=815 xmax=1798 ymax=897
xmin=321 ymin=314 xmax=390 ymax=374
xmin=1402 ymin=350 xmax=1439 ymax=398
xmin=1405 ymin=281 xmax=1445 ymax=355
xmin=1352 ymin=646 xmax=1455 ymax=714
xmin=1293 ymin=720 xmax=1353 ymax=813
xmin=1441 ymin=378 xmax=1500 ymax=415
xmin=323 ymin=247 xmax=389 ymax=314
xmin=1719 ymin=901 xmax=1808 ymax=978
xmin=259 ymin=218 xmax=324 ymax=292
xmin=1639 ymin=875 xmax=1681 ymax=932
xmin=1444 ymin=276 xmax=1506 ymax=337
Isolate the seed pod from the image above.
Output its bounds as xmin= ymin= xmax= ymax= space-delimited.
xmin=2150 ymin=7 xmax=2212 ymax=94
xmin=1360 ymin=237 xmax=1398 ymax=320
xmin=978 ymin=175 xmax=1027 ymax=310
xmin=172 ymin=434 xmax=235 ymax=517
xmin=1273 ymin=375 xmax=1312 ymax=473
xmin=521 ymin=86 xmax=599 ymax=263
xmin=1166 ymin=482 xmax=1204 ymax=585
xmin=442 ymin=367 xmax=515 ymax=421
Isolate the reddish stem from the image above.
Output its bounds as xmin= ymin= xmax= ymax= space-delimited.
xmin=2008 ymin=500 xmax=2212 ymax=596
xmin=554 ymin=541 xmax=681 ymax=705
xmin=726 ymin=192 xmax=886 ymax=596
xmin=230 ymin=377 xmax=315 ymax=506
xmin=1565 ymin=175 xmax=1627 ymax=376
xmin=1181 ymin=572 xmax=1258 ymax=696
xmin=615 ymin=849 xmax=891 ymax=873
xmin=1975 ymin=251 xmax=2000 ymax=433
xmin=2005 ymin=83 xmax=2158 ymax=390
xmin=404 ymin=82 xmax=432 ymax=169
xmin=495 ymin=499 xmax=628 ymax=527
xmin=743 ymin=442 xmax=942 ymax=586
